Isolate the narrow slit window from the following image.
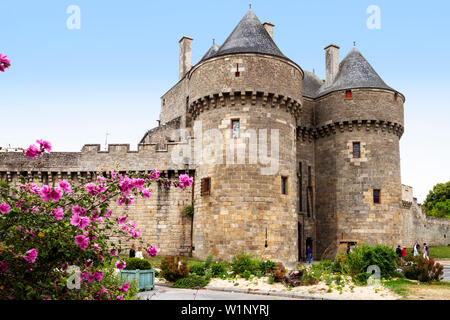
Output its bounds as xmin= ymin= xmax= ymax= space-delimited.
xmin=281 ymin=177 xmax=288 ymax=195
xmin=353 ymin=142 xmax=361 ymax=159
xmin=235 ymin=63 xmax=240 ymax=78
xmin=232 ymin=119 xmax=240 ymax=139
xmin=345 ymin=90 xmax=353 ymax=99
xmin=394 ymin=93 xmax=398 ymax=101
xmin=373 ymin=189 xmax=381 ymax=204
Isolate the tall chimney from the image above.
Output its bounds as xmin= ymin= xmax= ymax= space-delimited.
xmin=263 ymin=22 xmax=275 ymax=39
xmin=324 ymin=44 xmax=340 ymax=87
xmin=179 ymin=36 xmax=193 ymax=80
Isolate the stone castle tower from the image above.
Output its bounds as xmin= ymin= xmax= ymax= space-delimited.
xmin=1 ymin=9 xmax=449 ymax=266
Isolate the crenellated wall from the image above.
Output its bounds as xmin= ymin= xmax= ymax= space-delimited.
xmin=0 ymin=144 xmax=195 ymax=256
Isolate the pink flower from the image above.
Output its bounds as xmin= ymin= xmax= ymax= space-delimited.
xmin=0 ymin=202 xmax=11 ymax=215
xmin=179 ymin=174 xmax=194 ymax=189
xmin=86 ymin=183 xmax=98 ymax=196
xmin=94 ymin=271 xmax=104 ymax=282
xmin=99 ymin=286 xmax=108 ymax=296
xmin=59 ymin=180 xmax=71 ymax=194
xmin=109 ymin=249 xmax=118 ymax=256
xmin=132 ymin=178 xmax=145 ymax=191
xmin=70 ymin=213 xmax=81 ymax=226
xmin=24 ymin=248 xmax=38 ymax=264
xmin=143 ymin=189 xmax=151 ymax=199
xmin=131 ymin=228 xmax=141 ymax=239
xmin=50 ymin=187 xmax=63 ymax=202
xmin=0 ymin=261 xmax=8 ymax=272
xmin=72 ymin=205 xmax=83 ymax=215
xmin=117 ymin=216 xmax=127 ymax=224
xmin=78 ymin=217 xmax=90 ymax=230
xmin=24 ymin=144 xmax=39 ymax=159
xmin=40 ymin=185 xmax=52 ymax=202
xmin=121 ymin=224 xmax=128 ymax=232
xmin=115 ymin=260 xmax=126 ymax=270
xmin=74 ymin=235 xmax=89 ymax=250
xmin=116 ymin=295 xmax=124 ymax=300
xmin=146 ymin=246 xmax=158 ymax=258
xmin=36 ymin=139 xmax=52 ymax=153
xmin=151 ymin=169 xmax=160 ymax=179
xmin=51 ymin=207 xmax=64 ymax=221
xmin=0 ymin=53 xmax=11 ymax=72
xmin=117 ymin=197 xmax=127 ymax=206
xmin=121 ymin=282 xmax=130 ymax=293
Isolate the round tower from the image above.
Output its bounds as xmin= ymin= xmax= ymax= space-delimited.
xmin=188 ymin=9 xmax=303 ymax=266
xmin=314 ymin=46 xmax=405 ymax=258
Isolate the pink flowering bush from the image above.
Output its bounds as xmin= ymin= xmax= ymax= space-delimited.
xmin=0 ymin=54 xmax=11 ymax=72
xmin=0 ymin=141 xmax=193 ymax=300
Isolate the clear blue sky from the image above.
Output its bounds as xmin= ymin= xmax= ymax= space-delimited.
xmin=1 ymin=0 xmax=449 ymax=202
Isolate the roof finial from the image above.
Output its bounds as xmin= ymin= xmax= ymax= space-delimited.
xmin=353 ymin=41 xmax=356 ymax=47
xmin=249 ymin=2 xmax=252 ymax=10
xmin=213 ymin=38 xmax=215 ymax=45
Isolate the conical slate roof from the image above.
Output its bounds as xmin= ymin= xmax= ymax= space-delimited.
xmin=303 ymin=71 xmax=324 ymax=99
xmin=214 ymin=9 xmax=287 ymax=59
xmin=317 ymin=47 xmax=395 ymax=97
xmin=201 ymin=41 xmax=220 ymax=61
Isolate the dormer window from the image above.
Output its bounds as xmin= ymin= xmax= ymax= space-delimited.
xmin=345 ymin=90 xmax=353 ymax=99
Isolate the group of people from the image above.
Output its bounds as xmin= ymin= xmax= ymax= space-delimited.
xmin=129 ymin=244 xmax=144 ymax=259
xmin=396 ymin=242 xmax=430 ymax=260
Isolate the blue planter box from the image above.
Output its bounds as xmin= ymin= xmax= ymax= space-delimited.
xmin=120 ymin=269 xmax=155 ymax=291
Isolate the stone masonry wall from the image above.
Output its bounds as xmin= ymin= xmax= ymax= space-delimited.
xmin=0 ymin=145 xmax=195 ymax=256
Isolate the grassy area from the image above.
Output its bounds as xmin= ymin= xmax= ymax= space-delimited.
xmin=382 ymin=279 xmax=414 ymax=298
xmin=383 ymin=279 xmax=450 ymax=300
xmin=406 ymin=246 xmax=450 ymax=259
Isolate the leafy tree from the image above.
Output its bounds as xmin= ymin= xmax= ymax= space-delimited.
xmin=424 ymin=181 xmax=450 ymax=218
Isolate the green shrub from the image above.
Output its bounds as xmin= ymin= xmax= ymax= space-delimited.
xmin=189 ymin=262 xmax=206 ymax=276
xmin=337 ymin=244 xmax=398 ymax=279
xmin=204 ymin=255 xmax=214 ymax=269
xmin=267 ymin=276 xmax=275 ymax=284
xmin=310 ymin=260 xmax=334 ymax=279
xmin=101 ymin=264 xmax=139 ymax=299
xmin=231 ymin=252 xmax=261 ymax=276
xmin=172 ymin=275 xmax=210 ymax=289
xmin=242 ymin=270 xmax=252 ymax=280
xmin=124 ymin=258 xmax=152 ymax=271
xmin=211 ymin=261 xmax=229 ymax=277
xmin=259 ymin=260 xmax=277 ymax=275
xmin=398 ymin=255 xmax=444 ymax=283
xmin=354 ymin=273 xmax=370 ymax=286
xmin=160 ymin=257 xmax=190 ymax=282
xmin=301 ymin=272 xmax=319 ymax=286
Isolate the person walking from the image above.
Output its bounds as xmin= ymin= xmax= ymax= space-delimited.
xmin=136 ymin=247 xmax=144 ymax=259
xmin=396 ymin=245 xmax=402 ymax=258
xmin=306 ymin=246 xmax=312 ymax=264
xmin=129 ymin=244 xmax=136 ymax=258
xmin=423 ymin=243 xmax=429 ymax=261
xmin=413 ymin=242 xmax=420 ymax=257
xmin=401 ymin=247 xmax=407 ymax=258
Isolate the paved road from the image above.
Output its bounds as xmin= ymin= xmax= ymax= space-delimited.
xmin=443 ymin=265 xmax=450 ymax=281
xmin=137 ymin=286 xmax=302 ymax=300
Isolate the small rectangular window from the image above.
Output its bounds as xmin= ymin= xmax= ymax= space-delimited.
xmin=353 ymin=142 xmax=361 ymax=159
xmin=345 ymin=90 xmax=353 ymax=99
xmin=373 ymin=189 xmax=381 ymax=204
xmin=201 ymin=178 xmax=211 ymax=196
xmin=281 ymin=177 xmax=288 ymax=195
xmin=232 ymin=120 xmax=240 ymax=139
